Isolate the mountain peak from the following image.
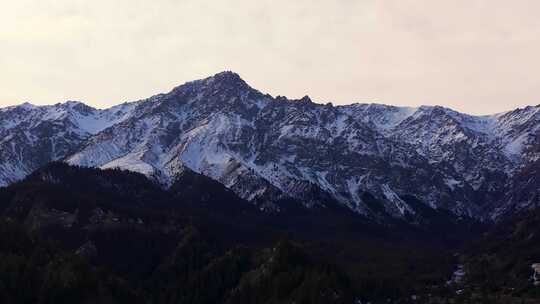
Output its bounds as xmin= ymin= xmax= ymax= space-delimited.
xmin=213 ymin=70 xmax=242 ymax=79
xmin=19 ymin=102 xmax=37 ymax=109
xmin=206 ymin=71 xmax=248 ymax=88
xmin=298 ymin=95 xmax=312 ymax=103
xmin=62 ymin=100 xmax=85 ymax=106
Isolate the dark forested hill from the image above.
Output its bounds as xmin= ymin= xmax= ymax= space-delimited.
xmin=456 ymin=209 xmax=540 ymax=302
xmin=0 ymin=163 xmax=500 ymax=303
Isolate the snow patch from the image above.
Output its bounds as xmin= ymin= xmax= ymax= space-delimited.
xmin=381 ymin=184 xmax=415 ymax=216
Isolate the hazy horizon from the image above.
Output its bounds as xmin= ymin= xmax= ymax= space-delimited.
xmin=2 ymin=0 xmax=540 ymax=115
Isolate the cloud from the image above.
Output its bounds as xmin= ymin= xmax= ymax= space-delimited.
xmin=1 ymin=0 xmax=539 ymax=114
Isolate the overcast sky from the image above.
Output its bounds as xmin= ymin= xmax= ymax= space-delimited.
xmin=1 ymin=0 xmax=539 ymax=114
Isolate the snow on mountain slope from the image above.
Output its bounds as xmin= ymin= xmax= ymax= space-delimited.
xmin=338 ymin=103 xmax=418 ymax=133
xmin=60 ymin=73 xmax=490 ymax=217
xmin=3 ymin=71 xmax=540 ymax=220
xmin=0 ymin=101 xmax=136 ymax=186
xmin=492 ymin=106 xmax=540 ymax=161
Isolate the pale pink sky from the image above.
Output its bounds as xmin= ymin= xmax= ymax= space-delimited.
xmin=1 ymin=0 xmax=539 ymax=114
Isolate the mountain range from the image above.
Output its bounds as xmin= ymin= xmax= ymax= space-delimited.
xmin=2 ymin=71 xmax=540 ymax=221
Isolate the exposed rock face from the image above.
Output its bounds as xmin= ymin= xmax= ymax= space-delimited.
xmin=2 ymin=71 xmax=540 ymax=220
xmin=531 ymin=263 xmax=540 ymax=286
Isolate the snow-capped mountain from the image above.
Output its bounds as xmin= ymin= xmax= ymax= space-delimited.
xmin=2 ymin=71 xmax=540 ymax=220
xmin=0 ymin=101 xmax=136 ymax=186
